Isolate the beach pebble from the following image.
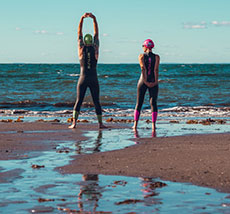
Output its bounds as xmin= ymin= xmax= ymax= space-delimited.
xmin=32 ymin=164 xmax=45 ymax=169
xmin=113 ymin=180 xmax=127 ymax=186
xmin=170 ymin=120 xmax=180 ymax=123
xmin=38 ymin=198 xmax=55 ymax=202
xmin=115 ymin=199 xmax=144 ymax=205
xmin=186 ymin=120 xmax=198 ymax=124
xmin=67 ymin=117 xmax=73 ymax=123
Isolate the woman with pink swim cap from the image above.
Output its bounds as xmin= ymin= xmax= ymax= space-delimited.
xmin=132 ymin=39 xmax=160 ymax=133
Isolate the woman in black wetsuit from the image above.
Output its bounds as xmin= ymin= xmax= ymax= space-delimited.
xmin=69 ymin=13 xmax=106 ymax=129
xmin=133 ymin=39 xmax=160 ymax=133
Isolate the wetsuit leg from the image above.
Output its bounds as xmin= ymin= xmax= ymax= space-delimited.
xmin=73 ymin=76 xmax=88 ymax=116
xmin=134 ymin=80 xmax=148 ymax=120
xmin=149 ymin=85 xmax=159 ymax=122
xmin=88 ymin=78 xmax=102 ymax=116
xmin=148 ymin=85 xmax=158 ymax=112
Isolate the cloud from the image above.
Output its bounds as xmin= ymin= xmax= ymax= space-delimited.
xmin=102 ymin=49 xmax=112 ymax=53
xmin=102 ymin=33 xmax=109 ymax=37
xmin=15 ymin=26 xmax=64 ymax=36
xmin=160 ymin=43 xmax=177 ymax=48
xmin=144 ymin=30 xmax=152 ymax=34
xmin=117 ymin=38 xmax=139 ymax=43
xmin=211 ymin=21 xmax=230 ymax=26
xmin=33 ymin=30 xmax=64 ymax=36
xmin=183 ymin=21 xmax=230 ymax=29
xmin=183 ymin=22 xmax=207 ymax=29
xmin=56 ymin=32 xmax=64 ymax=35
xmin=34 ymin=30 xmax=48 ymax=34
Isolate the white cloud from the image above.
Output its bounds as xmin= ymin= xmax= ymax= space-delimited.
xmin=117 ymin=38 xmax=139 ymax=43
xmin=34 ymin=30 xmax=48 ymax=34
xmin=56 ymin=32 xmax=64 ymax=35
xmin=160 ymin=43 xmax=177 ymax=48
xmin=211 ymin=21 xmax=230 ymax=26
xmin=183 ymin=22 xmax=207 ymax=29
xmin=144 ymin=30 xmax=152 ymax=34
xmin=15 ymin=27 xmax=21 ymax=31
xmin=165 ymin=52 xmax=176 ymax=56
xmin=102 ymin=49 xmax=112 ymax=53
xmin=102 ymin=33 xmax=109 ymax=37
xmin=34 ymin=30 xmax=64 ymax=36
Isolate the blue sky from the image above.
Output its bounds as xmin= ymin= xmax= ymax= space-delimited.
xmin=0 ymin=0 xmax=230 ymax=63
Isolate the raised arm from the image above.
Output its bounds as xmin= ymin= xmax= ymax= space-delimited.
xmin=78 ymin=14 xmax=87 ymax=38
xmin=78 ymin=13 xmax=88 ymax=59
xmin=88 ymin=13 xmax=99 ymax=60
xmin=88 ymin=13 xmax=99 ymax=37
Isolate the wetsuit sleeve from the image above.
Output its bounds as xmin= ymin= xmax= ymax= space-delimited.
xmin=78 ymin=35 xmax=84 ymax=48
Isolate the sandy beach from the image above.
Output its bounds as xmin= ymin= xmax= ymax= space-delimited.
xmin=1 ymin=122 xmax=230 ymax=194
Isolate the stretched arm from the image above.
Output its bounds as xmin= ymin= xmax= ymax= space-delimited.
xmin=88 ymin=13 xmax=99 ymax=60
xmin=78 ymin=15 xmax=85 ymax=38
xmin=88 ymin=13 xmax=99 ymax=37
xmin=78 ymin=13 xmax=88 ymax=59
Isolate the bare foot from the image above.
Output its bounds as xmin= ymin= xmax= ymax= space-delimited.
xmin=152 ymin=131 xmax=156 ymax=137
xmin=132 ymin=121 xmax=138 ymax=130
xmin=68 ymin=123 xmax=76 ymax=129
xmin=99 ymin=123 xmax=107 ymax=129
xmin=134 ymin=130 xmax=139 ymax=138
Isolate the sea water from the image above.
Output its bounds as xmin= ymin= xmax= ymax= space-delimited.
xmin=0 ymin=63 xmax=229 ymax=118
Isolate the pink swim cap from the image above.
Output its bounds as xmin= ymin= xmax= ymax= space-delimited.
xmin=143 ymin=39 xmax=154 ymax=49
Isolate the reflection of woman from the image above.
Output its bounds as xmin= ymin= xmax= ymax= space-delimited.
xmin=133 ymin=39 xmax=160 ymax=133
xmin=140 ymin=177 xmax=159 ymax=199
xmin=78 ymin=174 xmax=102 ymax=212
xmin=75 ymin=130 xmax=102 ymax=154
xmin=69 ymin=12 xmax=106 ymax=129
xmin=77 ymin=131 xmax=103 ymax=212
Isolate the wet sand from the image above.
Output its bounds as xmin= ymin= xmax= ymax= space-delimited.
xmin=0 ymin=122 xmax=88 ymax=160
xmin=1 ymin=122 xmax=230 ymax=193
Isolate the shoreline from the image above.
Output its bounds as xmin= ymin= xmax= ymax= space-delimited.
xmin=1 ymin=122 xmax=230 ymax=194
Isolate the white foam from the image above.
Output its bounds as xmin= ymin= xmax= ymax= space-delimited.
xmin=0 ymin=106 xmax=230 ymax=119
xmin=69 ymin=74 xmax=80 ymax=77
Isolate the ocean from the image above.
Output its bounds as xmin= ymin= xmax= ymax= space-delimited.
xmin=0 ymin=63 xmax=230 ymax=118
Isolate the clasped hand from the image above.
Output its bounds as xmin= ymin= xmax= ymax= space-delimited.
xmin=146 ymin=82 xmax=157 ymax=88
xmin=82 ymin=12 xmax=95 ymax=19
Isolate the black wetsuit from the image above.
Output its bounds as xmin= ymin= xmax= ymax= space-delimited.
xmin=73 ymin=35 xmax=102 ymax=116
xmin=135 ymin=52 xmax=159 ymax=113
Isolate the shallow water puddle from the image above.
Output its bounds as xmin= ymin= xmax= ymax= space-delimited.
xmin=1 ymin=128 xmax=230 ymax=213
xmin=133 ymin=119 xmax=230 ymax=138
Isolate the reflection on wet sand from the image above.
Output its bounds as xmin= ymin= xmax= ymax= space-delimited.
xmin=75 ymin=130 xmax=167 ymax=212
xmin=75 ymin=130 xmax=102 ymax=154
xmin=78 ymin=174 xmax=102 ymax=212
xmin=133 ymin=129 xmax=157 ymax=144
xmin=76 ymin=130 xmax=103 ymax=212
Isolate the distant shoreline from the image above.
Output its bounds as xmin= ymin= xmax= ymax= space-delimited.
xmin=1 ymin=62 xmax=230 ymax=65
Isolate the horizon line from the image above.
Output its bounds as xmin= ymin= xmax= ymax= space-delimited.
xmin=1 ymin=62 xmax=230 ymax=65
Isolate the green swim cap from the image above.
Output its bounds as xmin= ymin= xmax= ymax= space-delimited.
xmin=84 ymin=34 xmax=93 ymax=45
